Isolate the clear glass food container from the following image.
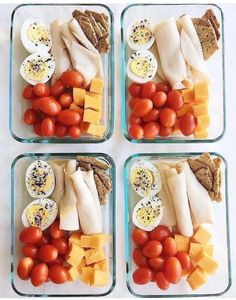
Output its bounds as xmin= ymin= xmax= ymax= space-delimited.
xmin=121 ymin=4 xmax=225 ymax=143
xmin=11 ymin=153 xmax=116 ymax=296
xmin=9 ymin=4 xmax=114 ymax=143
xmin=124 ymin=152 xmax=231 ymax=297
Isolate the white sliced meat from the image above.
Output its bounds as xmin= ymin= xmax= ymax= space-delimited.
xmin=155 ymin=18 xmax=187 ymax=89
xmin=50 ymin=20 xmax=71 ymax=84
xmin=63 ymin=37 xmax=100 ymax=87
xmin=49 ymin=160 xmax=66 ymax=208
xmin=61 ymin=21 xmax=78 ymax=43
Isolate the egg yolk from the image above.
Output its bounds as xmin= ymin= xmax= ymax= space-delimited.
xmin=24 ymin=59 xmax=48 ymax=82
xmin=136 ymin=207 xmax=157 ymax=227
xmin=130 ymin=57 xmax=155 ymax=79
xmin=130 ymin=27 xmax=153 ymax=45
xmin=27 ymin=22 xmax=49 ymax=45
xmin=28 ymin=168 xmax=52 ymax=194
xmin=27 ymin=204 xmax=49 ymax=227
xmin=131 ymin=167 xmax=153 ymax=194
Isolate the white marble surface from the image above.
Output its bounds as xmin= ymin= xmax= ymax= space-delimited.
xmin=0 ymin=2 xmax=235 ymax=298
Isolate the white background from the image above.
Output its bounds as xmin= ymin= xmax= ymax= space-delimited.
xmin=0 ymin=2 xmax=235 ymax=298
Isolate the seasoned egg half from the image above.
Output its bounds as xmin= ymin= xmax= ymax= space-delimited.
xmin=20 ymin=52 xmax=55 ymax=85
xmin=25 ymin=160 xmax=55 ymax=198
xmin=22 ymin=198 xmax=58 ymax=231
xmin=130 ymin=159 xmax=162 ymax=197
xmin=127 ymin=50 xmax=157 ymax=84
xmin=132 ymin=196 xmax=164 ymax=231
xmin=21 ymin=18 xmax=52 ymax=53
xmin=127 ymin=19 xmax=155 ymax=51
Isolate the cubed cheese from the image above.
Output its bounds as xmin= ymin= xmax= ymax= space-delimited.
xmin=194 ymin=128 xmax=208 ymax=139
xmin=67 ymin=243 xmax=85 ymax=267
xmin=196 ymin=252 xmax=218 ymax=274
xmin=194 ymin=82 xmax=209 ymax=102
xmin=174 ymin=234 xmax=190 ymax=252
xmin=67 ymin=266 xmax=79 ymax=281
xmin=81 ymin=235 xmax=93 ymax=248
xmin=73 ymin=88 xmax=86 ymax=106
xmin=91 ymin=270 xmax=109 ymax=287
xmin=77 ymin=258 xmax=86 ymax=273
xmin=86 ymin=92 xmax=102 ymax=101
xmin=90 ymin=234 xmax=110 ymax=249
xmin=187 ymin=266 xmax=207 ymax=291
xmin=182 ymin=88 xmax=195 ymax=103
xmin=70 ymin=103 xmax=84 ymax=115
xmin=84 ymin=94 xmax=102 ymax=112
xmin=189 ymin=243 xmax=203 ymax=261
xmin=177 ymin=103 xmax=193 ymax=118
xmin=193 ymin=226 xmax=212 ymax=244
xmin=69 ymin=232 xmax=82 ymax=246
xmin=90 ymin=78 xmax=104 ymax=94
xmin=193 ymin=103 xmax=208 ymax=116
xmin=85 ymin=248 xmax=105 ymax=265
xmin=81 ymin=267 xmax=94 ymax=285
xmin=83 ymin=109 xmax=101 ymax=125
xmin=94 ymin=259 xmax=108 ymax=272
xmin=87 ymin=124 xmax=106 ymax=137
xmin=197 ymin=114 xmax=210 ymax=128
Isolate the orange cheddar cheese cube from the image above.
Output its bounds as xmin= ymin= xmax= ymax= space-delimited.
xmin=197 ymin=114 xmax=210 ymax=128
xmin=73 ymin=87 xmax=86 ymax=106
xmin=190 ymin=243 xmax=214 ymax=261
xmin=81 ymin=267 xmax=94 ymax=285
xmin=174 ymin=234 xmax=190 ymax=252
xmin=69 ymin=232 xmax=82 ymax=246
xmin=70 ymin=103 xmax=84 ymax=115
xmin=84 ymin=94 xmax=102 ymax=111
xmin=182 ymin=88 xmax=195 ymax=103
xmin=193 ymin=226 xmax=211 ymax=244
xmin=83 ymin=109 xmax=101 ymax=125
xmin=196 ymin=252 xmax=218 ymax=274
xmin=177 ymin=103 xmax=193 ymax=118
xmin=90 ymin=234 xmax=110 ymax=249
xmin=194 ymin=128 xmax=208 ymax=139
xmin=77 ymin=258 xmax=86 ymax=273
xmin=94 ymin=259 xmax=108 ymax=272
xmin=87 ymin=124 xmax=106 ymax=137
xmin=85 ymin=248 xmax=105 ymax=265
xmin=90 ymin=78 xmax=104 ymax=94
xmin=193 ymin=103 xmax=208 ymax=116
xmin=86 ymin=91 xmax=102 ymax=101
xmin=187 ymin=266 xmax=207 ymax=291
xmin=91 ymin=270 xmax=109 ymax=287
xmin=67 ymin=243 xmax=85 ymax=267
xmin=67 ymin=266 xmax=79 ymax=281
xmin=194 ymin=82 xmax=209 ymax=102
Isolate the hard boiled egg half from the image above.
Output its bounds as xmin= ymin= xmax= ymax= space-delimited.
xmin=22 ymin=198 xmax=58 ymax=231
xmin=25 ymin=160 xmax=55 ymax=198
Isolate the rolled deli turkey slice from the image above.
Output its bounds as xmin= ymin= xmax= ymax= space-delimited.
xmin=70 ymin=168 xmax=102 ymax=234
xmin=50 ymin=160 xmax=66 ymax=207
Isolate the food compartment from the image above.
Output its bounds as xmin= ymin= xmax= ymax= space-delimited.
xmin=121 ymin=4 xmax=225 ymax=143
xmin=11 ymin=153 xmax=115 ymax=296
xmin=124 ymin=153 xmax=230 ymax=297
xmin=10 ymin=4 xmax=114 ymax=143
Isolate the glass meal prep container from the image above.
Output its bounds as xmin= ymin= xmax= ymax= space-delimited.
xmin=9 ymin=4 xmax=114 ymax=143
xmin=124 ymin=152 xmax=231 ymax=297
xmin=121 ymin=4 xmax=225 ymax=143
xmin=11 ymin=153 xmax=116 ymax=297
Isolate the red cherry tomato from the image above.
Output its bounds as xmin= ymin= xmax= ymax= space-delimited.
xmin=156 ymin=82 xmax=171 ymax=93
xmin=143 ymin=240 xmax=163 ymax=258
xmin=23 ymin=85 xmax=35 ymax=100
xmin=22 ymin=245 xmax=38 ymax=259
xmin=141 ymin=81 xmax=156 ymax=99
xmin=142 ymin=108 xmax=160 ymax=123
xmin=51 ymin=237 xmax=69 ymax=256
xmin=148 ymin=257 xmax=164 ymax=271
xmin=150 ymin=226 xmax=171 ymax=242
xmin=167 ymin=90 xmax=184 ymax=111
xmin=132 ymin=99 xmax=153 ymax=117
xmin=17 ymin=257 xmax=35 ymax=280
xmin=129 ymin=124 xmax=144 ymax=140
xmin=128 ymin=114 xmax=142 ymax=125
xmin=132 ymin=228 xmax=149 ymax=246
xmin=33 ymin=121 xmax=43 ymax=136
xmin=30 ymin=263 xmax=49 ymax=287
xmin=164 ymin=257 xmax=182 ymax=283
xmin=38 ymin=97 xmax=61 ymax=116
xmin=49 ymin=264 xmax=68 ymax=284
xmin=49 ymin=220 xmax=64 ymax=239
xmin=163 ymin=237 xmax=177 ymax=257
xmin=128 ymin=83 xmax=142 ymax=97
xmin=33 ymin=83 xmax=50 ymax=98
xmin=55 ymin=122 xmax=68 ymax=138
xmin=61 ymin=70 xmax=84 ymax=88
xmin=58 ymin=93 xmax=73 ymax=108
xmin=159 ymin=125 xmax=173 ymax=137
xmin=19 ymin=227 xmax=42 ymax=245
xmin=144 ymin=122 xmax=159 ymax=139
xmin=48 ymin=255 xmax=64 ymax=266
xmin=176 ymin=251 xmax=191 ymax=270
xmin=41 ymin=117 xmax=55 ymax=137
xmin=156 ymin=272 xmax=170 ymax=290
xmin=58 ymin=109 xmax=81 ymax=126
xmin=132 ymin=267 xmax=153 ymax=285
xmin=38 ymin=244 xmax=58 ymax=263
xmin=31 ymin=98 xmax=40 ymax=111
xmin=36 ymin=233 xmax=50 ymax=247
xmin=133 ymin=248 xmax=148 ymax=267
xmin=160 ymin=108 xmax=177 ymax=127
xmin=180 ymin=113 xmax=197 ymax=136
xmin=24 ymin=108 xmax=37 ymax=125
xmin=68 ymin=125 xmax=81 ymax=139
xmin=50 ymin=81 xmax=66 ymax=97
xmin=152 ymin=92 xmax=167 ymax=108
xmin=128 ymin=97 xmax=142 ymax=110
